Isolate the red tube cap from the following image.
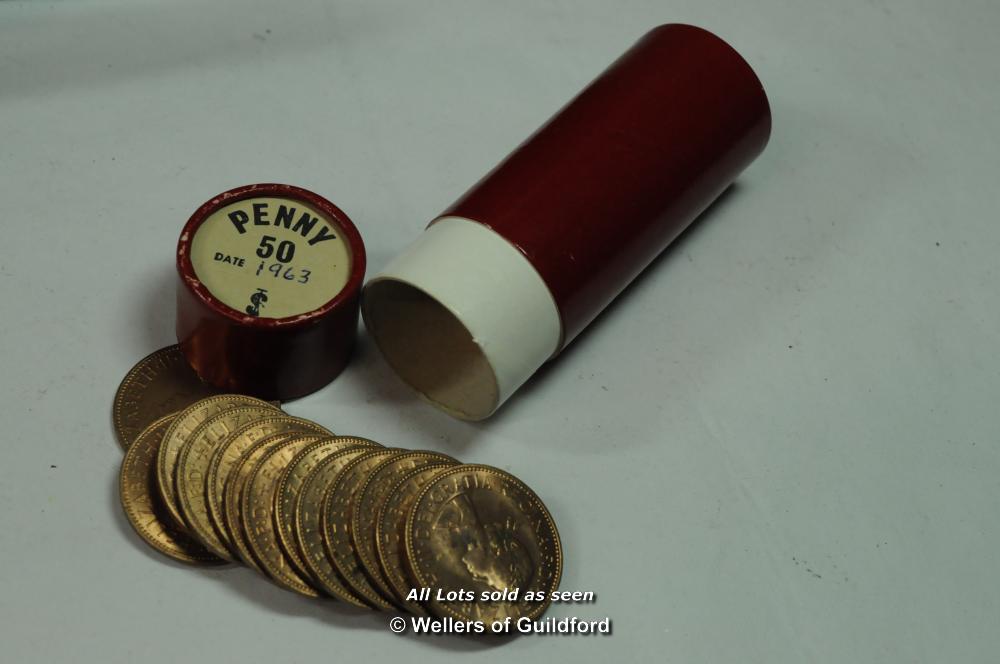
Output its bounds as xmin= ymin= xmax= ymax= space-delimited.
xmin=176 ymin=183 xmax=365 ymax=400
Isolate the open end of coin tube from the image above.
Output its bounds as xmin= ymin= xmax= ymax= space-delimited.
xmin=363 ymin=219 xmax=561 ymax=421
xmin=364 ymin=24 xmax=771 ymax=420
xmin=176 ymin=183 xmax=366 ymax=401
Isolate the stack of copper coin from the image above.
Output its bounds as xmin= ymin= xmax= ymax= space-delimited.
xmin=114 ymin=347 xmax=563 ymax=624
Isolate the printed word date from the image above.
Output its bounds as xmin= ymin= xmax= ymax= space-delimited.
xmin=213 ymin=252 xmax=246 ymax=267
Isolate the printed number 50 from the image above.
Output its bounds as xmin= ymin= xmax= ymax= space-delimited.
xmin=256 ymin=235 xmax=295 ymax=263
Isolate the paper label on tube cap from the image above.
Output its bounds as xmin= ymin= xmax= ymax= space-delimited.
xmin=189 ymin=196 xmax=351 ymax=319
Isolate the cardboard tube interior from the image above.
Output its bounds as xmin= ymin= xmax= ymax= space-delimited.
xmin=363 ymin=279 xmax=500 ymax=419
xmin=362 ymin=217 xmax=562 ymax=420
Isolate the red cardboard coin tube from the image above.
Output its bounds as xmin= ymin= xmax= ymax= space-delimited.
xmin=363 ymin=24 xmax=771 ymax=420
xmin=176 ymin=183 xmax=366 ymax=401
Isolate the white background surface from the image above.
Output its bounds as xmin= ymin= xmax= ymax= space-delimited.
xmin=2 ymin=1 xmax=998 ymax=662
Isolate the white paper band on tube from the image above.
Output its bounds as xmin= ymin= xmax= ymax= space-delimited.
xmin=362 ymin=216 xmax=562 ymax=420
